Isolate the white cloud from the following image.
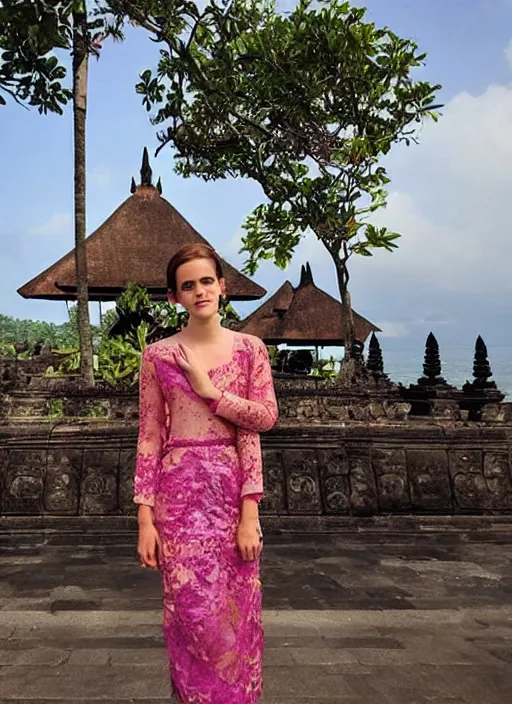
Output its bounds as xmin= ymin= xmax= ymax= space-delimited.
xmin=28 ymin=213 xmax=72 ymax=238
xmin=374 ymin=321 xmax=409 ymax=338
xmin=373 ymin=315 xmax=453 ymax=340
xmin=308 ymin=77 xmax=512 ymax=337
xmin=243 ymin=81 xmax=512 ymax=297
xmin=349 ymin=80 xmax=512 ymax=302
xmin=223 ymin=65 xmax=512 ymax=340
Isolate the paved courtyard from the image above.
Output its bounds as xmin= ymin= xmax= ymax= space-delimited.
xmin=0 ymin=528 xmax=512 ymax=703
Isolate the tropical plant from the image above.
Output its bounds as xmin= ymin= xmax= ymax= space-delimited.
xmin=46 ymin=398 xmax=65 ymax=419
xmin=96 ymin=335 xmax=142 ymax=387
xmin=1 ymin=0 xmax=125 ymax=386
xmin=110 ymin=281 xmax=240 ymax=343
xmin=110 ymin=281 xmax=186 ymax=343
xmin=0 ymin=342 xmax=17 ymax=358
xmin=86 ymin=402 xmax=108 ymax=417
xmin=0 ymin=0 xmax=72 ymax=111
xmin=132 ymin=0 xmax=441 ymax=373
xmin=72 ymin=0 xmax=94 ymax=385
xmin=16 ymin=281 xmax=242 ymax=386
xmin=266 ymin=344 xmax=278 ymax=368
xmin=311 ymin=356 xmax=338 ymax=379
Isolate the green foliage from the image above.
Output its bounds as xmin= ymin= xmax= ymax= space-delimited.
xmin=0 ymin=342 xmax=16 ymax=357
xmin=266 ymin=345 xmax=278 ymax=367
xmin=129 ymin=0 xmax=441 ymax=354
xmin=0 ymin=311 xmax=69 ymax=350
xmin=47 ymin=336 xmax=141 ymax=387
xmin=46 ymin=398 xmax=64 ymax=419
xmin=220 ymin=300 xmax=241 ymax=328
xmin=54 ymin=347 xmax=81 ymax=373
xmin=132 ymin=0 xmax=440 ymax=268
xmin=311 ymin=356 xmax=338 ymax=379
xmin=0 ymin=0 xmax=125 ymax=112
xmin=2 ymin=282 xmax=241 ymax=386
xmin=96 ymin=335 xmax=142 ymax=387
xmin=62 ymin=304 xmax=81 ymax=348
xmin=97 ymin=307 xmax=119 ymax=339
xmin=117 ymin=281 xmax=151 ymax=314
xmin=0 ymin=0 xmax=73 ymax=112
xmin=86 ymin=402 xmax=108 ymax=417
xmin=0 ymin=304 xmax=97 ymax=352
xmin=110 ymin=281 xmax=186 ymax=343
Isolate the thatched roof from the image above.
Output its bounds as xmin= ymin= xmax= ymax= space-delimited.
xmin=238 ymin=263 xmax=380 ymax=345
xmin=18 ymin=149 xmax=266 ymax=302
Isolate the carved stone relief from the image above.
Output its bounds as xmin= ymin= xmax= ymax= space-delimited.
xmin=450 ymin=450 xmax=512 ymax=510
xmin=407 ymin=449 xmax=452 ymax=511
xmin=44 ymin=449 xmax=82 ymax=514
xmin=283 ymin=449 xmax=321 ymax=514
xmin=317 ymin=449 xmax=349 ymax=514
xmin=484 ymin=452 xmax=512 ymax=509
xmin=260 ymin=449 xmax=286 ymax=514
xmin=0 ymin=449 xmax=9 ymax=511
xmin=348 ymin=450 xmax=378 ymax=515
xmin=118 ymin=449 xmax=137 ymax=515
xmin=2 ymin=451 xmax=45 ymax=514
xmin=79 ymin=450 xmax=119 ymax=515
xmin=372 ymin=447 xmax=410 ymax=511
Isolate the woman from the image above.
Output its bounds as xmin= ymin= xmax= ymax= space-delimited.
xmin=134 ymin=243 xmax=279 ymax=704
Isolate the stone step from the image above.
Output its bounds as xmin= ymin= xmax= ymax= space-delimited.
xmin=0 ymin=700 xmax=344 ymax=704
xmin=2 ymin=607 xmax=510 ymax=630
xmin=3 ymin=514 xmax=512 ymax=546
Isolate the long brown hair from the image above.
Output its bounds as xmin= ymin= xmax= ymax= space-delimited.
xmin=166 ymin=244 xmax=224 ymax=293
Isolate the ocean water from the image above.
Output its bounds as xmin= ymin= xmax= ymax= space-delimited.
xmin=381 ymin=345 xmax=512 ymax=399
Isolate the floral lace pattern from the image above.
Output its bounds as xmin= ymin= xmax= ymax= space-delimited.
xmin=209 ymin=338 xmax=279 ymax=434
xmin=133 ymin=332 xmax=278 ymax=703
xmin=134 ymin=333 xmax=278 ymax=507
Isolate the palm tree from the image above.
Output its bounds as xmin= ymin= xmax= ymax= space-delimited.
xmin=1 ymin=0 xmax=99 ymax=384
xmin=72 ymin=0 xmax=94 ymax=385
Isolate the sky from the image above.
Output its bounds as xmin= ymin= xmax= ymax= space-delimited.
xmin=1 ymin=0 xmax=512 ymax=355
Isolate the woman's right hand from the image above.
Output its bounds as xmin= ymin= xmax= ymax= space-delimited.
xmin=137 ymin=520 xmax=162 ymax=570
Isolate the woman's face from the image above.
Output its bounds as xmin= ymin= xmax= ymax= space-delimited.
xmin=170 ymin=257 xmax=226 ymax=319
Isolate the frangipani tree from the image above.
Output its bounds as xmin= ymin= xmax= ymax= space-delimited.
xmin=129 ymin=0 xmax=441 ymax=370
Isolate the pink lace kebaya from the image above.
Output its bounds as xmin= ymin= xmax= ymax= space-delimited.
xmin=134 ymin=330 xmax=278 ymax=703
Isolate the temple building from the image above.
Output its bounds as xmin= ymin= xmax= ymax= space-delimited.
xmin=238 ymin=262 xmax=379 ymax=346
xmin=18 ymin=149 xmax=378 ymax=352
xmin=18 ymin=149 xmax=266 ymax=303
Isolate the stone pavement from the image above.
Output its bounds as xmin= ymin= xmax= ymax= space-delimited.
xmin=0 ymin=529 xmax=512 ymax=703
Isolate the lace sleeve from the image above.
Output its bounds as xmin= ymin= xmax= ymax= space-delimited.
xmin=244 ymin=493 xmax=263 ymax=503
xmin=237 ymin=427 xmax=264 ymax=501
xmin=133 ymin=346 xmax=166 ymax=507
xmin=210 ymin=338 xmax=278 ymax=432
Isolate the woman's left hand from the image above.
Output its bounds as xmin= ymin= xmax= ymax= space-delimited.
xmin=237 ymin=518 xmax=263 ymax=562
xmin=175 ymin=342 xmax=220 ymax=400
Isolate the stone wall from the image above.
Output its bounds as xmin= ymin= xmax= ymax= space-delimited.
xmin=1 ymin=374 xmax=512 ymax=520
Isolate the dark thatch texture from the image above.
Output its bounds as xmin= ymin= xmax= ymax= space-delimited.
xmin=239 ymin=263 xmax=379 ymax=345
xmin=18 ymin=150 xmax=265 ymax=302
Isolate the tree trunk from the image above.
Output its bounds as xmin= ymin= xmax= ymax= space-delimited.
xmin=333 ymin=256 xmax=365 ymax=385
xmin=73 ymin=2 xmax=94 ymax=386
xmin=333 ymin=258 xmax=356 ymax=361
